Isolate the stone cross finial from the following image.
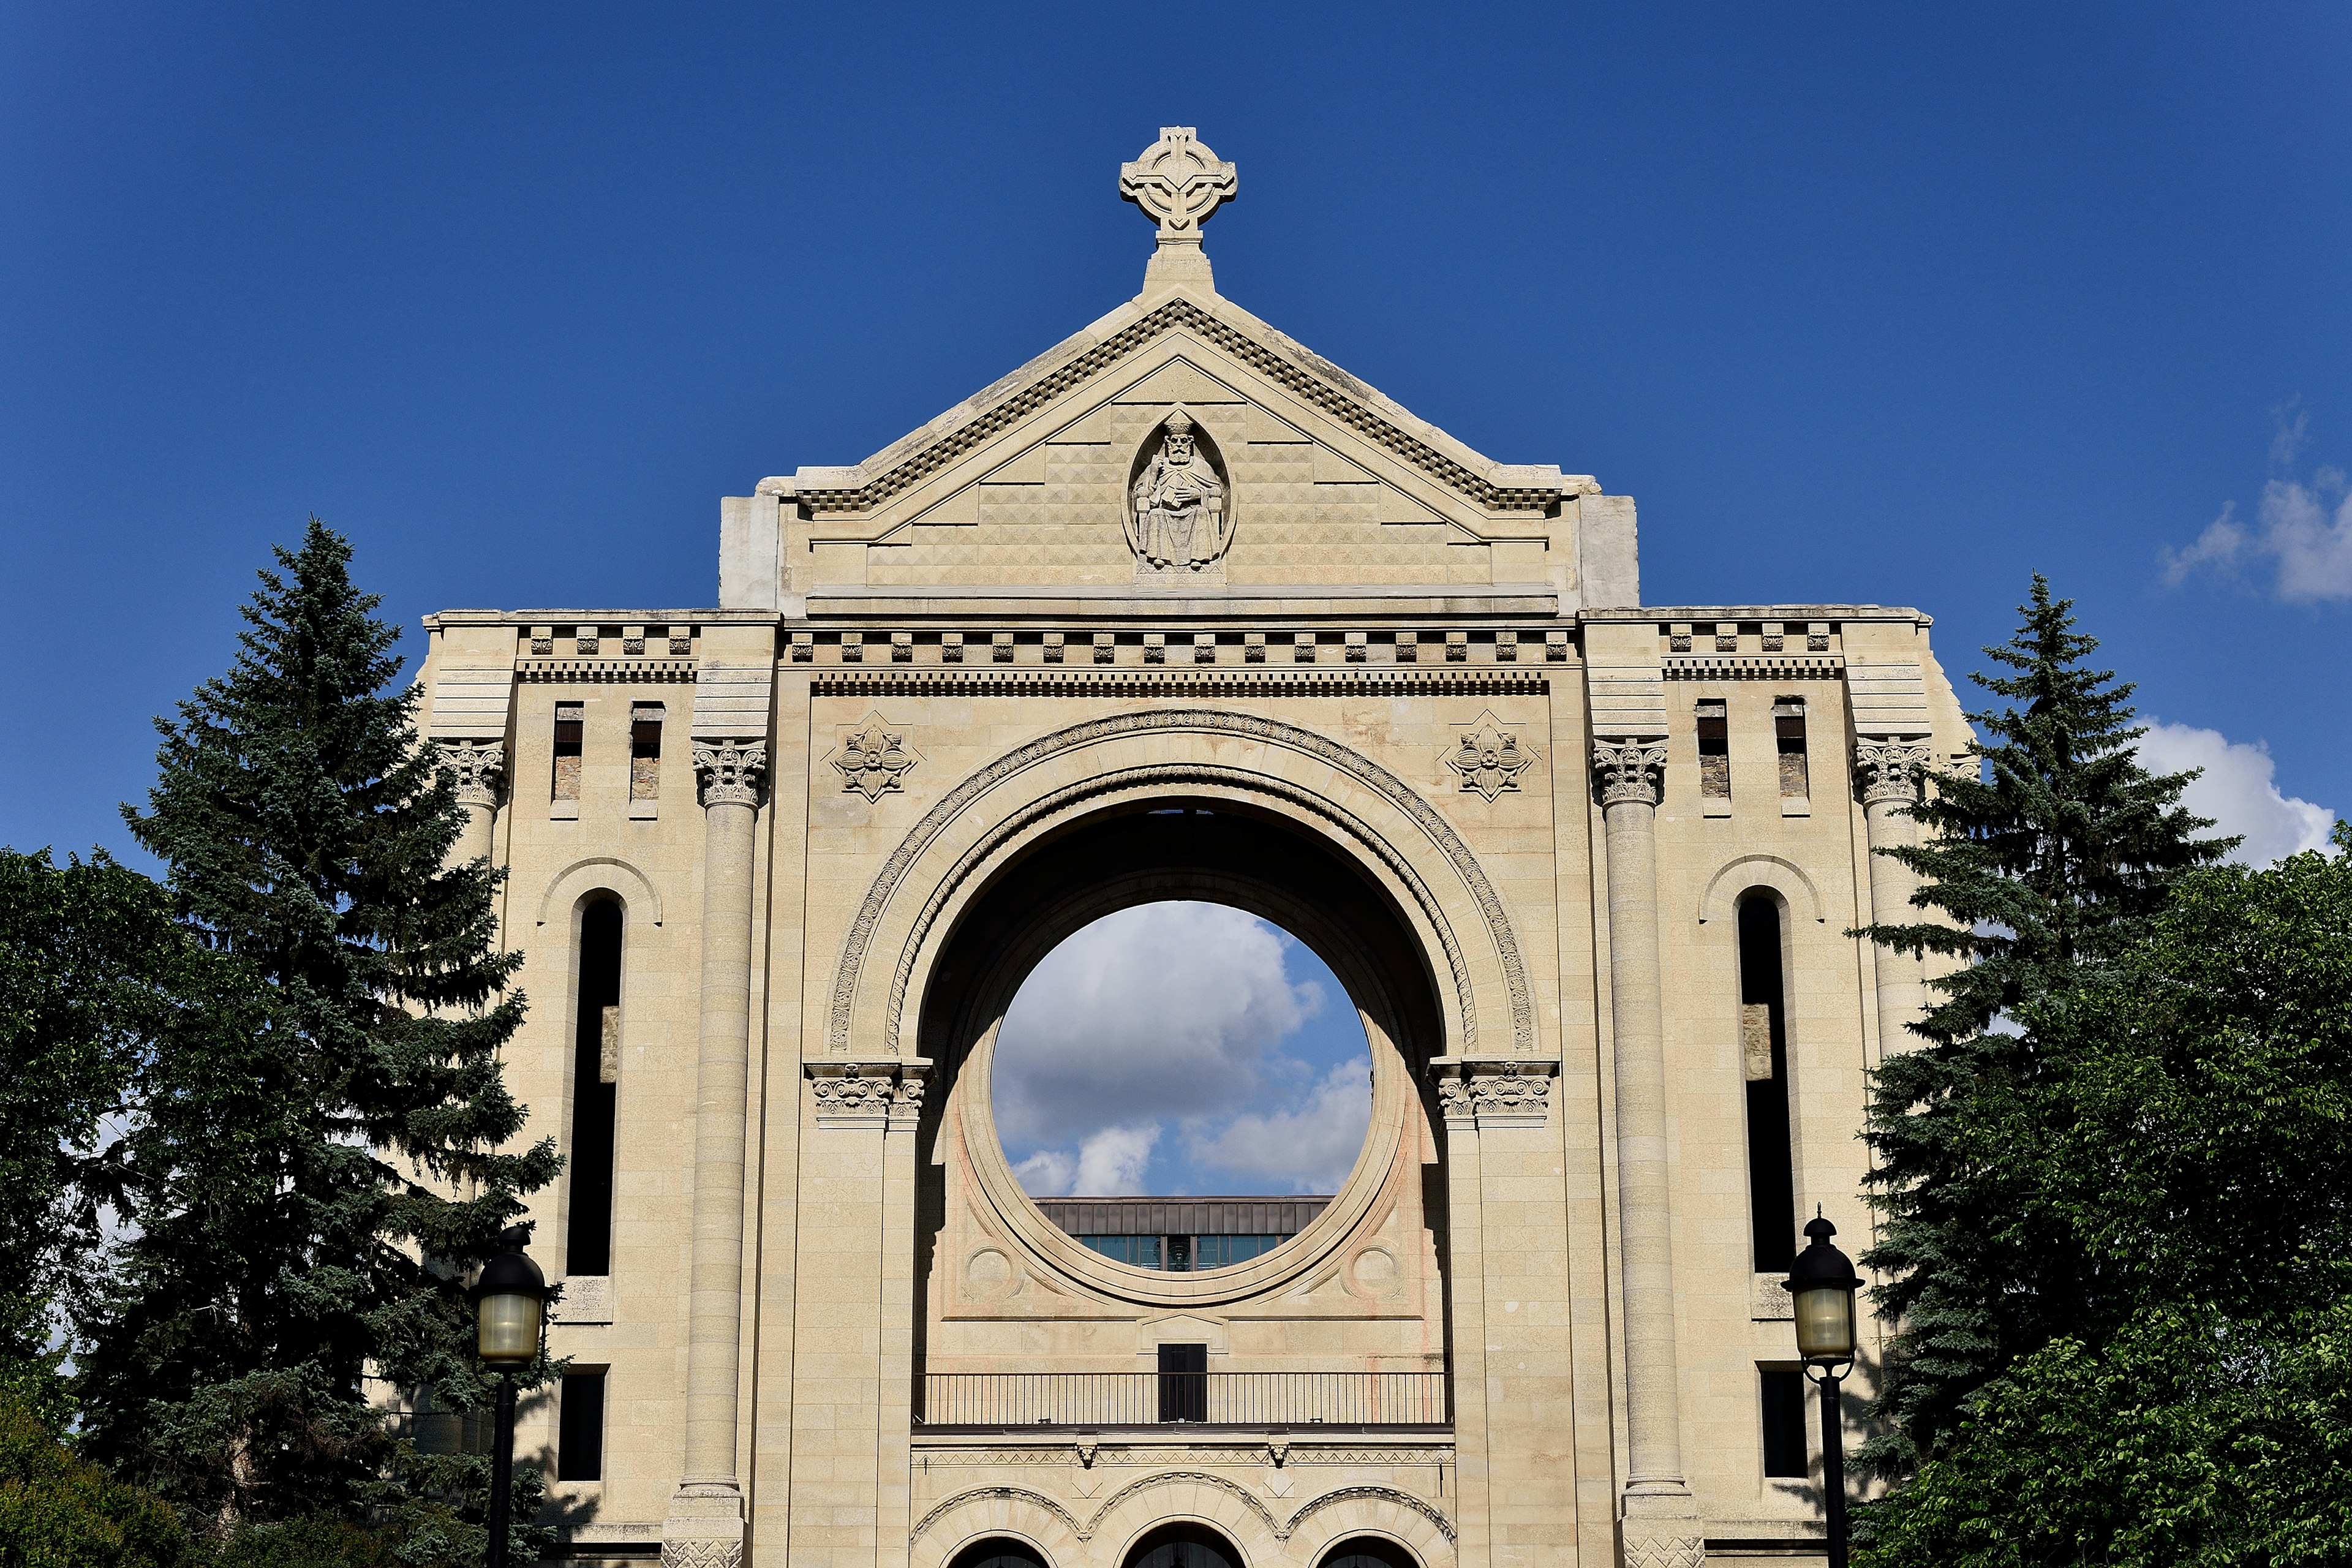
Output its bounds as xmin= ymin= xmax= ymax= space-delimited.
xmin=1121 ymin=127 xmax=1237 ymax=242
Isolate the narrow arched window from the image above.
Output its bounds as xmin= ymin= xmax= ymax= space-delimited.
xmin=567 ymin=898 xmax=622 ymax=1276
xmin=1739 ymin=893 xmax=1796 ymax=1271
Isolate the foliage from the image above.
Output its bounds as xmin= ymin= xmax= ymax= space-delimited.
xmin=1853 ymin=576 xmax=2233 ymax=1475
xmin=0 ymin=1387 xmax=191 ymax=1568
xmin=0 ymin=849 xmax=184 ymax=1428
xmin=1858 ymin=825 xmax=2352 ymax=1562
xmin=75 ymin=519 xmax=559 ymax=1555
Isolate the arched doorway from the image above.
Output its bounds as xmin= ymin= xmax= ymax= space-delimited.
xmin=1123 ymin=1522 xmax=1244 ymax=1568
xmin=1319 ymin=1537 xmax=1419 ymax=1568
xmin=946 ymin=1538 xmax=1049 ymax=1568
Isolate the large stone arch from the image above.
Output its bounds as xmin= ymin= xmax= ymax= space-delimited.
xmin=909 ymin=1491 xmax=1087 ymax=1568
xmin=1087 ymin=1473 xmax=1286 ymax=1568
xmin=1283 ymin=1490 xmax=1457 ymax=1568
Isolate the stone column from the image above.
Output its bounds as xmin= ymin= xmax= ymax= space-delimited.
xmin=664 ymin=741 xmax=767 ymax=1568
xmin=1855 ymin=739 xmax=1934 ymax=1056
xmin=438 ymin=742 xmax=505 ymax=865
xmin=1591 ymin=740 xmax=1703 ymax=1568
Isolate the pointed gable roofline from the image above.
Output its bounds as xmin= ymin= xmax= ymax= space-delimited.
xmin=760 ymin=285 xmax=1597 ymax=520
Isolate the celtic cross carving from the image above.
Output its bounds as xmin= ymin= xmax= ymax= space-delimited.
xmin=1591 ymin=739 xmax=1669 ymax=809
xmin=1120 ymin=127 xmax=1237 ymax=240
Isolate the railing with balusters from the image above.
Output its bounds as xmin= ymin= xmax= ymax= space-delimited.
xmin=919 ymin=1371 xmax=1448 ymax=1428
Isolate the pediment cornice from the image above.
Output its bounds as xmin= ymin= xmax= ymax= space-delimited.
xmin=761 ymin=292 xmax=1591 ymax=519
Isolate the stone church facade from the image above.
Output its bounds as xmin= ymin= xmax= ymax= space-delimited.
xmin=417 ymin=131 xmax=1967 ymax=1568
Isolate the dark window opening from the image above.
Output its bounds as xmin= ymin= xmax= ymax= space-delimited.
xmin=1774 ymin=698 xmax=1809 ymax=798
xmin=1126 ymin=1523 xmax=1239 ymax=1568
xmin=948 ymin=1540 xmax=1049 ymax=1568
xmin=1156 ymin=1343 xmax=1207 ymax=1423
xmin=552 ymin=702 xmax=584 ymax=801
xmin=1740 ymin=894 xmax=1797 ymax=1271
xmin=567 ymin=899 xmax=622 ymax=1276
xmin=556 ymin=1371 xmax=607 ymax=1481
xmin=1698 ymin=699 xmax=1730 ymax=799
xmin=1760 ymin=1366 xmax=1807 ymax=1477
xmin=1322 ymin=1538 xmax=1419 ymax=1568
xmin=630 ymin=704 xmax=663 ymax=801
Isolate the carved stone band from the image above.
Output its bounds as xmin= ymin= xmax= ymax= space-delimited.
xmin=807 ymin=1060 xmax=928 ymax=1128
xmin=1855 ymin=737 xmax=1934 ymax=806
xmin=437 ymin=741 xmax=506 ymax=809
xmin=1432 ymin=1059 xmax=1559 ymax=1128
xmin=692 ymin=742 xmax=767 ymax=809
xmin=1591 ymin=739 xmax=1668 ymax=809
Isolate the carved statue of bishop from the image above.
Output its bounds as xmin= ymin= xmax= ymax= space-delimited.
xmin=1128 ymin=410 xmax=1230 ymax=571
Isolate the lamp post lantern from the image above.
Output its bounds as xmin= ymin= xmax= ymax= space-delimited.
xmin=1785 ymin=1210 xmax=1862 ymax=1568
xmin=472 ymin=1239 xmax=548 ymax=1568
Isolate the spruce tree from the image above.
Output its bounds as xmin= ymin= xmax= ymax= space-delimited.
xmin=1855 ymin=576 xmax=2231 ymax=1477
xmin=82 ymin=521 xmax=560 ymax=1553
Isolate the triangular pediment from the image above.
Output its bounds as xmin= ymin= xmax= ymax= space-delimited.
xmin=768 ymin=285 xmax=1594 ymax=594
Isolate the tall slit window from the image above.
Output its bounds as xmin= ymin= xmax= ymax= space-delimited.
xmin=556 ymin=1370 xmax=606 ymax=1482
xmin=552 ymin=702 xmax=584 ymax=804
xmin=1697 ymin=699 xmax=1730 ymax=803
xmin=629 ymin=703 xmax=663 ymax=817
xmin=1739 ymin=893 xmax=1796 ymax=1271
xmin=567 ymin=899 xmax=622 ymax=1276
xmin=1759 ymin=1365 xmax=1807 ymax=1478
xmin=1774 ymin=697 xmax=1809 ymax=800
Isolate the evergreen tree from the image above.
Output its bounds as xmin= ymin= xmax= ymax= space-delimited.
xmin=80 ymin=521 xmax=559 ymax=1553
xmin=1855 ymin=576 xmax=2231 ymax=1476
xmin=0 ymin=849 xmax=181 ymax=1427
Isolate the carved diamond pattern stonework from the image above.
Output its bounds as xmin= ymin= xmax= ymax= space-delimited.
xmin=829 ymin=716 xmax=921 ymax=802
xmin=1445 ymin=714 xmax=1537 ymax=802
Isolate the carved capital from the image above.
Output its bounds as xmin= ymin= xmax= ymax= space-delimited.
xmin=1855 ymin=737 xmax=1934 ymax=807
xmin=1592 ymin=739 xmax=1668 ymax=809
xmin=1433 ymin=1059 xmax=1558 ymax=1128
xmin=692 ymin=742 xmax=767 ymax=809
xmin=437 ymin=741 xmax=505 ymax=809
xmin=806 ymin=1061 xmax=927 ymax=1128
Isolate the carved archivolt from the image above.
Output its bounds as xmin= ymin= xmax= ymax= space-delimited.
xmin=824 ymin=708 xmax=1534 ymax=1060
xmin=534 ymin=856 xmax=663 ymax=928
xmin=908 ymin=1474 xmax=1455 ymax=1547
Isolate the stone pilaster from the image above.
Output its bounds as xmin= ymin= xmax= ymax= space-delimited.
xmin=436 ymin=741 xmax=504 ymax=865
xmin=663 ymin=739 xmax=768 ymax=1568
xmin=1591 ymin=739 xmax=1704 ymax=1568
xmin=1855 ymin=737 xmax=1935 ymax=1056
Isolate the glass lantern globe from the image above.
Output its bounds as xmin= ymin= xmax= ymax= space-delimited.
xmin=1785 ymin=1212 xmax=1863 ymax=1363
xmin=472 ymin=1245 xmax=548 ymax=1368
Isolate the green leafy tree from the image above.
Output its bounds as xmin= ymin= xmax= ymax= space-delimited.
xmin=1855 ymin=576 xmax=2232 ymax=1475
xmin=0 ymin=1387 xmax=192 ymax=1568
xmin=0 ymin=850 xmax=181 ymax=1427
xmin=1860 ymin=827 xmax=2352 ymax=1564
xmin=78 ymin=521 xmax=559 ymax=1556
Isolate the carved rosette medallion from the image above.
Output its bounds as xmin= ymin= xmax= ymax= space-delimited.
xmin=692 ymin=742 xmax=767 ymax=809
xmin=1855 ymin=737 xmax=1935 ymax=807
xmin=1591 ymin=739 xmax=1669 ymax=809
xmin=436 ymin=741 xmax=505 ymax=809
xmin=829 ymin=717 xmax=921 ymax=802
xmin=1444 ymin=714 xmax=1537 ymax=802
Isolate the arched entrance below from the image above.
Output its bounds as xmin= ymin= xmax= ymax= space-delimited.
xmin=947 ymin=1538 xmax=1050 ymax=1568
xmin=1319 ymin=1537 xmax=1421 ymax=1568
xmin=1123 ymin=1522 xmax=1245 ymax=1568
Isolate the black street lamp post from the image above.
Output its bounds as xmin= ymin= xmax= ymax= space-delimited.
xmin=1785 ymin=1210 xmax=1863 ymax=1568
xmin=472 ymin=1240 xmax=548 ymax=1568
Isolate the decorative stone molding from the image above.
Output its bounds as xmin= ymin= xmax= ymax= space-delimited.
xmin=1592 ymin=739 xmax=1668 ymax=808
xmin=692 ymin=743 xmax=767 ymax=809
xmin=622 ymin=625 xmax=647 ymax=655
xmin=437 ymin=742 xmax=505 ymax=809
xmin=516 ymin=658 xmax=696 ymax=684
xmin=529 ymin=625 xmax=554 ymax=657
xmin=1660 ymin=653 xmax=1842 ymax=681
xmin=809 ymin=669 xmax=1549 ymax=699
xmin=575 ymin=627 xmax=601 ymax=655
xmin=660 ymin=1542 xmax=742 ymax=1568
xmin=1855 ymin=737 xmax=1934 ymax=806
xmin=829 ymin=716 xmax=921 ymax=802
xmin=1444 ymin=715 xmax=1537 ymax=803
xmin=1621 ymin=1528 xmax=1706 ymax=1568
xmin=668 ymin=627 xmax=694 ymax=656
xmin=807 ymin=1060 xmax=927 ymax=1128
xmin=832 ymin=707 xmax=1537 ymax=1060
xmin=1751 ymin=1272 xmax=1795 ymax=1322
xmin=1433 ymin=1058 xmax=1558 ymax=1128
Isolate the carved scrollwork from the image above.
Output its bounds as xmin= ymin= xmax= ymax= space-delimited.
xmin=693 ymin=742 xmax=767 ymax=809
xmin=1591 ymin=739 xmax=1668 ymax=809
xmin=437 ymin=742 xmax=505 ymax=809
xmin=1854 ymin=737 xmax=1934 ymax=807
xmin=807 ymin=1061 xmax=926 ymax=1128
xmin=1433 ymin=1060 xmax=1556 ymax=1127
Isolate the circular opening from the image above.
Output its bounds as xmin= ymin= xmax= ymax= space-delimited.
xmin=990 ymin=899 xmax=1373 ymax=1267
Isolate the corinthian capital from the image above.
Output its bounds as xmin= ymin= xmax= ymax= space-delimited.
xmin=692 ymin=742 xmax=768 ymax=809
xmin=437 ymin=741 xmax=506 ymax=809
xmin=1591 ymin=739 xmax=1668 ymax=808
xmin=1855 ymin=737 xmax=1934 ymax=806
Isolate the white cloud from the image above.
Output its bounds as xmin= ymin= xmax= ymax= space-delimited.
xmin=2136 ymin=720 xmax=2337 ymax=867
xmin=1183 ymin=1057 xmax=1374 ymax=1193
xmin=1011 ymin=1124 xmax=1164 ymax=1197
xmin=2163 ymin=418 xmax=2352 ymax=601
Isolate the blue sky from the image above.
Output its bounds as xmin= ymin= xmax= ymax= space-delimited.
xmin=4 ymin=3 xmax=2346 ymax=859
